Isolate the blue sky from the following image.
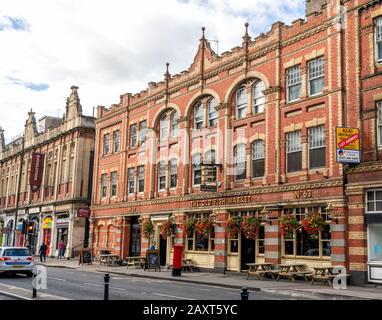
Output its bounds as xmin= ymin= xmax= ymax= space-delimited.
xmin=0 ymin=0 xmax=305 ymax=142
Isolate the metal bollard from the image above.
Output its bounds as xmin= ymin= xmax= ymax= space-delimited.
xmin=104 ymin=273 xmax=110 ymax=300
xmin=241 ymin=287 xmax=249 ymax=300
xmin=32 ymin=271 xmax=37 ymax=299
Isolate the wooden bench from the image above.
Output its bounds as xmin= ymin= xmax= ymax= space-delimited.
xmin=182 ymin=259 xmax=194 ymax=271
xmin=246 ymin=263 xmax=275 ymax=280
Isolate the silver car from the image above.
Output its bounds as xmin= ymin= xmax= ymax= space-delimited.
xmin=0 ymin=246 xmax=34 ymax=277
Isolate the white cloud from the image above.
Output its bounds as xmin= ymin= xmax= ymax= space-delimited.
xmin=0 ymin=0 xmax=304 ymax=142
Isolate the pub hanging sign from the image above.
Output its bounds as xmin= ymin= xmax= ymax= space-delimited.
xmin=200 ymin=163 xmax=221 ymax=192
xmin=30 ymin=152 xmax=45 ymax=192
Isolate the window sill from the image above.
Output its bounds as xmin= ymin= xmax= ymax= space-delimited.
xmin=282 ymin=255 xmax=331 ymax=260
xmin=286 ymin=171 xmax=303 ymax=177
xmin=185 ymin=250 xmax=214 ymax=254
xmin=286 ymin=98 xmax=301 ymax=105
xmin=308 ymin=92 xmax=324 ymax=98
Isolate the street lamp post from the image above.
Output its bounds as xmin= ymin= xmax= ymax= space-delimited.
xmin=12 ymin=137 xmax=25 ymax=246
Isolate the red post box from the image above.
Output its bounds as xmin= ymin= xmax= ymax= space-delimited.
xmin=172 ymin=244 xmax=183 ymax=276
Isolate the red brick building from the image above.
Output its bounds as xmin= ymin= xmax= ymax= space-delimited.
xmin=90 ymin=0 xmax=382 ymax=285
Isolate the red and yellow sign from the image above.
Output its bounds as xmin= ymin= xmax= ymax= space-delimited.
xmin=335 ymin=127 xmax=360 ymax=164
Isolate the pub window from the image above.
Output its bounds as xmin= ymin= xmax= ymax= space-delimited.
xmin=236 ymin=85 xmax=247 ymax=120
xmin=169 ymin=159 xmax=178 ymax=189
xmin=101 ymin=174 xmax=107 ymax=198
xmin=158 ymin=161 xmax=166 ymax=191
xmin=160 ymin=113 xmax=169 ymax=140
xmin=286 ymin=65 xmax=301 ymax=102
xmin=194 ymin=102 xmax=204 ymax=130
xmin=308 ymin=57 xmax=325 ymax=96
xmin=128 ymin=168 xmax=135 ymax=194
xmin=257 ymin=225 xmax=265 ymax=255
xmin=308 ymin=125 xmax=325 ymax=169
xmin=251 ymin=140 xmax=265 ymax=178
xmin=208 ymin=98 xmax=218 ymax=127
xmin=378 ymin=101 xmax=382 ymax=147
xmin=376 ymin=17 xmax=382 ymax=63
xmin=130 ymin=124 xmax=137 ymax=148
xmin=137 ymin=165 xmax=145 ymax=193
xmin=185 ymin=213 xmax=214 ymax=252
xmin=366 ymin=190 xmax=382 ymax=213
xmin=282 ymin=206 xmax=331 ymax=258
xmin=286 ymin=130 xmax=302 ymax=173
xmin=234 ymin=143 xmax=246 ymax=181
xmin=192 ymin=153 xmax=202 ymax=186
xmin=253 ymin=80 xmax=265 ymax=114
xmin=139 ymin=121 xmax=147 ymax=145
xmin=110 ymin=171 xmax=117 ymax=197
xmin=103 ymin=134 xmax=110 ymax=155
xmin=113 ymin=130 xmax=120 ymax=153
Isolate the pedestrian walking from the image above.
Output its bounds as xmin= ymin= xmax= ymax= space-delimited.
xmin=39 ymin=242 xmax=48 ymax=263
xmin=58 ymin=240 xmax=66 ymax=259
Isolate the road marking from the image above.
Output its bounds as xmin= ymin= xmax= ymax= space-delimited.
xmin=47 ymin=277 xmax=66 ymax=282
xmin=152 ymin=293 xmax=196 ymax=300
xmin=83 ymin=283 xmax=103 ymax=288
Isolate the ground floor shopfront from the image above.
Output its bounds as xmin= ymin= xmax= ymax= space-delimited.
xmin=91 ymin=179 xmax=350 ymax=276
xmin=0 ymin=202 xmax=90 ymax=258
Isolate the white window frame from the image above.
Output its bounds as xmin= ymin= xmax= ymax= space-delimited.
xmin=194 ymin=102 xmax=203 ymax=130
xmin=113 ymin=130 xmax=120 ymax=153
xmin=110 ymin=171 xmax=117 ymax=197
xmin=378 ymin=101 xmax=382 ymax=147
xmin=101 ymin=174 xmax=107 ymax=198
xmin=103 ymin=134 xmax=110 ymax=155
xmin=139 ymin=121 xmax=147 ymax=145
xmin=308 ymin=125 xmax=326 ymax=169
xmin=376 ymin=17 xmax=382 ymax=63
xmin=234 ymin=143 xmax=246 ymax=181
xmin=171 ymin=111 xmax=179 ymax=137
xmin=137 ymin=165 xmax=144 ymax=193
xmin=366 ymin=189 xmax=382 ymax=213
xmin=286 ymin=65 xmax=302 ymax=103
xmin=286 ymin=130 xmax=302 ymax=173
xmin=208 ymin=98 xmax=218 ymax=127
xmin=236 ymin=85 xmax=247 ymax=119
xmin=158 ymin=161 xmax=166 ymax=191
xmin=130 ymin=124 xmax=137 ymax=148
xmin=169 ymin=159 xmax=178 ymax=189
xmin=308 ymin=57 xmax=325 ymax=96
xmin=192 ymin=153 xmax=202 ymax=186
xmin=253 ymin=81 xmax=265 ymax=114
xmin=252 ymin=140 xmax=265 ymax=178
xmin=128 ymin=168 xmax=135 ymax=194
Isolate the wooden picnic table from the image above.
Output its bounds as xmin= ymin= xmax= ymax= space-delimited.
xmin=99 ymin=254 xmax=121 ymax=266
xmin=311 ymin=266 xmax=351 ymax=286
xmin=246 ymin=263 xmax=275 ymax=280
xmin=276 ymin=264 xmax=311 ymax=282
xmin=182 ymin=259 xmax=194 ymax=271
xmin=126 ymin=256 xmax=146 ymax=269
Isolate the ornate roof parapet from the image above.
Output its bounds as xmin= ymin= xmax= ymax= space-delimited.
xmin=0 ymin=126 xmax=5 ymax=153
xmin=24 ymin=109 xmax=38 ymax=145
xmin=65 ymin=85 xmax=82 ymax=122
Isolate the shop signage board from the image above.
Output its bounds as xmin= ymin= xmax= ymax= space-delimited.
xmin=29 ymin=152 xmax=45 ymax=192
xmin=42 ymin=217 xmax=52 ymax=229
xmin=335 ymin=127 xmax=361 ymax=164
xmin=200 ymin=163 xmax=221 ymax=192
xmin=145 ymin=250 xmax=161 ymax=271
xmin=77 ymin=208 xmax=90 ymax=218
xmin=56 ymin=218 xmax=69 ymax=226
xmin=79 ymin=248 xmax=93 ymax=265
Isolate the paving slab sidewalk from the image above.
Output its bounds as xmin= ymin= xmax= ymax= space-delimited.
xmin=40 ymin=258 xmax=382 ymax=300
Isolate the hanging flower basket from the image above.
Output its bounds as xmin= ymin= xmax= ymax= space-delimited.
xmin=280 ymin=215 xmax=300 ymax=239
xmin=184 ymin=219 xmax=196 ymax=237
xmin=142 ymin=220 xmax=154 ymax=239
xmin=301 ymin=212 xmax=326 ymax=240
xmin=195 ymin=219 xmax=214 ymax=240
xmin=227 ymin=216 xmax=243 ymax=238
xmin=160 ymin=221 xmax=176 ymax=240
xmin=240 ymin=217 xmax=260 ymax=240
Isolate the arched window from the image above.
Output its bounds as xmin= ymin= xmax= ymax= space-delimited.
xmin=169 ymin=159 xmax=178 ymax=188
xmin=171 ymin=111 xmax=179 ymax=137
xmin=253 ymin=81 xmax=265 ymax=114
xmin=192 ymin=153 xmax=202 ymax=185
xmin=160 ymin=113 xmax=168 ymax=140
xmin=208 ymin=98 xmax=218 ymax=127
xmin=236 ymin=85 xmax=247 ymax=119
xmin=194 ymin=102 xmax=203 ymax=129
xmin=234 ymin=144 xmax=246 ymax=180
xmin=252 ymin=140 xmax=265 ymax=178
xmin=158 ymin=161 xmax=166 ymax=191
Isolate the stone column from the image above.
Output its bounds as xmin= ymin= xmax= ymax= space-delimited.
xmin=264 ymin=206 xmax=283 ymax=265
xmin=245 ymin=145 xmax=251 ymax=187
xmin=300 ymin=133 xmax=308 ymax=181
xmin=246 ymin=82 xmax=253 ymax=116
xmin=213 ymin=209 xmax=229 ymax=272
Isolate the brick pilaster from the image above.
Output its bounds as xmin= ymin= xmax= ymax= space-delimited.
xmin=213 ymin=209 xmax=229 ymax=272
xmin=264 ymin=206 xmax=282 ymax=264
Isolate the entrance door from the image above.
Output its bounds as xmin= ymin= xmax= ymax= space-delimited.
xmin=159 ymin=234 xmax=167 ymax=266
xmin=240 ymin=235 xmax=256 ymax=270
xmin=43 ymin=229 xmax=52 ymax=256
xmin=129 ymin=218 xmax=141 ymax=257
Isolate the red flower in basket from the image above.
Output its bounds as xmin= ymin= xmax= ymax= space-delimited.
xmin=195 ymin=219 xmax=214 ymax=240
xmin=240 ymin=217 xmax=260 ymax=240
xmin=160 ymin=221 xmax=176 ymax=240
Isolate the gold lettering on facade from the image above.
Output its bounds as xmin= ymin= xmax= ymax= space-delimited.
xmin=294 ymin=190 xmax=312 ymax=199
xmin=191 ymin=196 xmax=251 ymax=208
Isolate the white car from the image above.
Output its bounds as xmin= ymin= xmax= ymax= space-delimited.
xmin=0 ymin=246 xmax=34 ymax=277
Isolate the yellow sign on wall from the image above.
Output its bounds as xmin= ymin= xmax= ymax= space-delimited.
xmin=335 ymin=127 xmax=360 ymax=164
xmin=42 ymin=217 xmax=53 ymax=229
